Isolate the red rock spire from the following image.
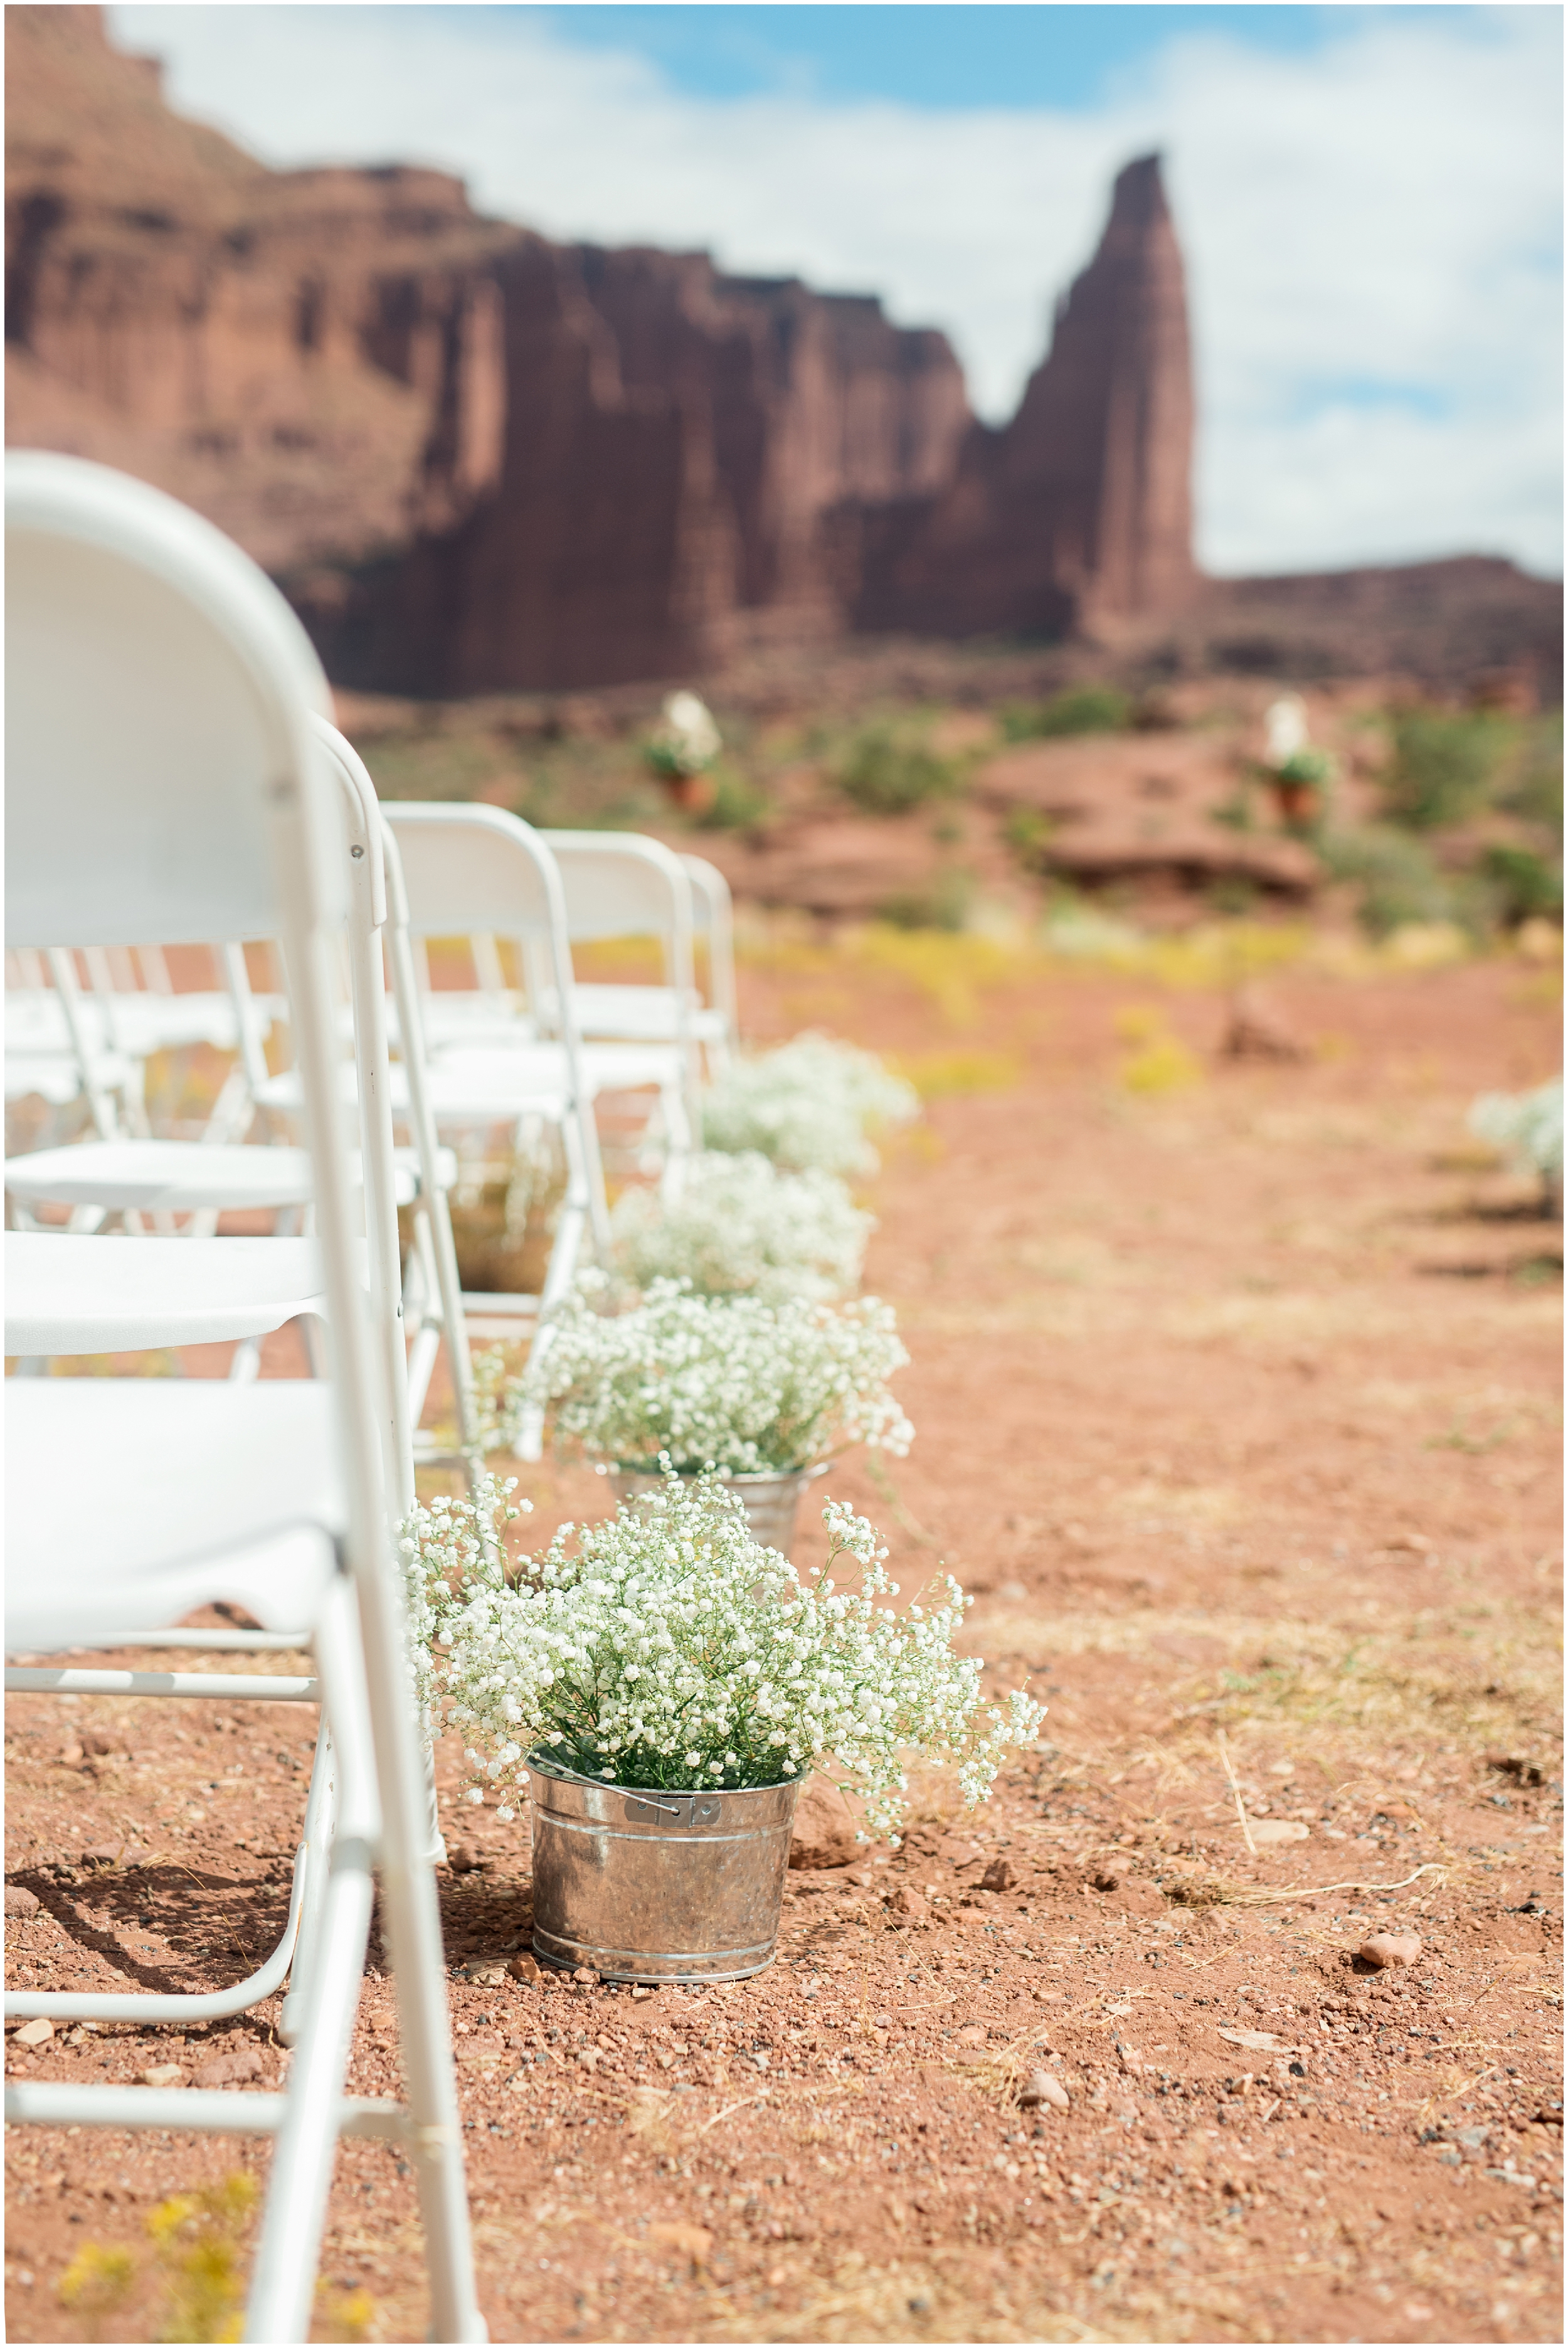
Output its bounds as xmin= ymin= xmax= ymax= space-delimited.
xmin=1002 ymin=152 xmax=1198 ymax=619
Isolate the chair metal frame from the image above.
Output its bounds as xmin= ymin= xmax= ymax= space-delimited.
xmin=2 ymin=449 xmax=483 ymax=2344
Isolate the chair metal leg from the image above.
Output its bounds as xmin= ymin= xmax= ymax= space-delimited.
xmin=3 ymin=1840 xmax=313 ymax=2027
xmin=243 ymin=1582 xmax=377 ymax=2343
xmin=277 ymin=1724 xmax=338 ymax=2046
xmin=347 ymin=1568 xmax=484 ymax=2341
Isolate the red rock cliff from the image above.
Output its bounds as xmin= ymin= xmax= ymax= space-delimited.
xmin=10 ymin=11 xmax=1243 ymax=690
xmin=847 ymin=154 xmax=1198 ymax=641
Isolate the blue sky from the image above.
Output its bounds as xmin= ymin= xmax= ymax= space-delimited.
xmin=524 ymin=4 xmax=1461 ymax=107
xmin=112 ymin=5 xmax=1562 ymax=577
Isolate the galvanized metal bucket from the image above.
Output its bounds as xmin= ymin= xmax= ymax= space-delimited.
xmin=527 ymin=1755 xmax=801 ymax=1983
xmin=610 ymin=1464 xmax=827 ymax=1553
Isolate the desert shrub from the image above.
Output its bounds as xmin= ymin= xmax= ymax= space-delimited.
xmin=1475 ymin=843 xmax=1564 ymax=929
xmin=695 ymin=764 xmax=768 ymax=829
xmin=1316 ymin=826 xmax=1454 ymax=936
xmin=1384 ymin=710 xmax=1511 ymax=831
xmin=835 ymin=723 xmax=959 ymax=815
xmin=877 ymin=867 xmax=975 ymax=932
xmin=1002 ymin=806 xmax=1054 ymax=866
xmin=1000 ymin=685 xmax=1131 ymax=741
xmin=1496 ymin=715 xmax=1565 ymax=841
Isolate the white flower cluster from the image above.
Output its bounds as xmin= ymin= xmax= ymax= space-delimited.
xmin=397 ymin=1474 xmax=528 ymax=1751
xmin=701 ymin=1031 xmax=919 ymax=1176
xmin=416 ymin=1469 xmax=1044 ymax=1837
xmin=1470 ymin=1075 xmax=1564 ymax=1188
xmin=504 ymin=1274 xmax=912 ymax=1472
xmin=610 ymin=1151 xmax=872 ymax=1302
xmin=647 ymin=691 xmax=721 ymax=777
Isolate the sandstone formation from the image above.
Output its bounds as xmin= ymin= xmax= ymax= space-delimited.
xmin=845 ymin=153 xmax=1198 ymax=640
xmin=7 ymin=9 xmax=1559 ymax=700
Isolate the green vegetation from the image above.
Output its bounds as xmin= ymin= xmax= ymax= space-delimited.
xmin=1474 ymin=842 xmax=1564 ymax=927
xmin=1382 ymin=709 xmax=1512 ymax=831
xmin=1000 ymin=805 xmax=1054 ymax=871
xmin=1316 ymin=825 xmax=1456 ymax=937
xmin=694 ymin=763 xmax=769 ymax=831
xmin=1000 ymin=684 xmax=1131 ymax=741
xmin=834 ymin=721 xmax=960 ymax=815
xmin=877 ymin=866 xmax=975 ymax=932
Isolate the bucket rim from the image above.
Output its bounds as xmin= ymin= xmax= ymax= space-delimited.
xmin=525 ymin=1747 xmax=802 ymax=1802
xmin=606 ymin=1460 xmax=834 ymax=1489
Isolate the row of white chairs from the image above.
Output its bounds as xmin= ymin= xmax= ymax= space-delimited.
xmin=6 ymin=757 xmax=742 ymax=1469
xmin=3 ymin=454 xmax=502 ymax=2337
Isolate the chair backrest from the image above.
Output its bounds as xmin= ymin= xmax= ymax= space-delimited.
xmin=539 ymin=830 xmax=695 ymax=960
xmin=679 ymin=853 xmax=738 ymax=1033
xmin=6 ymin=452 xmax=337 ymax=950
xmin=5 ymin=450 xmax=391 ymax=1551
xmin=381 ymin=802 xmax=566 ymax=945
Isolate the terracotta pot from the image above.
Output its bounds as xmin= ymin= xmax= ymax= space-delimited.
xmin=656 ymin=770 xmax=716 ymax=815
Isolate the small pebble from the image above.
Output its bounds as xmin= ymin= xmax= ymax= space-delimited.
xmin=13 ymin=2017 xmax=53 ymax=2048
xmin=980 ymin=1857 xmax=1015 ymax=1893
xmin=1092 ymin=1868 xmax=1121 ymax=1893
xmin=137 ymin=2063 xmax=185 ymax=2088
xmin=887 ymin=1885 xmax=927 ymax=1920
xmin=4 ymin=1885 xmax=40 ymax=1920
xmin=1019 ymin=2068 xmax=1070 ymax=2111
xmin=1357 ymin=1931 xmax=1422 ymax=1970
xmin=80 ymin=1846 xmax=119 ymax=1868
xmin=446 ymin=1844 xmax=484 ymax=1875
xmin=507 ymin=1952 xmax=541 ymax=1983
xmin=572 ymin=1965 xmax=601 ymax=1987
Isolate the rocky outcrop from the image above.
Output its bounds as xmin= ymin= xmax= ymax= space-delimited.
xmin=319 ymin=243 xmax=970 ymax=691
xmin=9 ymin=13 xmax=1555 ymax=699
xmin=848 ymin=155 xmax=1197 ymax=641
xmin=4 ymin=7 xmax=971 ymax=686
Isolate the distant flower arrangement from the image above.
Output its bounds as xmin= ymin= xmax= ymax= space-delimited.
xmin=644 ymin=691 xmax=721 ymax=781
xmin=405 ymin=1469 xmax=1043 ymax=1839
xmin=1469 ymin=1075 xmax=1564 ymax=1194
xmin=702 ymin=1031 xmax=919 ymax=1177
xmin=499 ymin=1272 xmax=911 ymax=1475
xmin=610 ymin=1150 xmax=872 ymax=1303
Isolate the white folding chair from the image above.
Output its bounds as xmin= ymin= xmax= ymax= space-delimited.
xmin=539 ymin=829 xmax=704 ymax=1146
xmin=3 ymin=450 xmax=482 ymax=2344
xmin=4 ymin=736 xmax=472 ymax=1440
xmin=681 ymin=851 xmax=739 ymax=1070
xmin=384 ymin=822 xmax=699 ymax=1179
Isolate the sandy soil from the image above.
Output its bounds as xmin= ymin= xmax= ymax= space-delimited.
xmin=4 ymin=941 xmax=1562 ymax=2343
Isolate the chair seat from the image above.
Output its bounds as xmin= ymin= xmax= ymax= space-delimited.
xmin=256 ymin=1060 xmax=571 ymax=1123
xmin=6 ymin=1139 xmax=457 ymax=1213
xmin=4 ymin=1232 xmax=336 ymax=1354
xmin=435 ymin=1039 xmax=686 ymax=1095
xmin=566 ymin=984 xmax=727 ymax=1046
xmin=4 ymin=1379 xmax=344 ymax=1652
xmin=5 ymin=1049 xmax=139 ymax=1105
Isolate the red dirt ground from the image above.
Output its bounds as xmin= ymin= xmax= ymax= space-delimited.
xmin=5 ymin=938 xmax=1562 ymax=2343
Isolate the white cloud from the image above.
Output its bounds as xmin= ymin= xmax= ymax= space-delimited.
xmin=110 ymin=4 xmax=1562 ymax=576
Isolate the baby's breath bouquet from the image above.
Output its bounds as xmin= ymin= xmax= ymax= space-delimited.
xmin=702 ymin=1032 xmax=919 ymax=1177
xmin=505 ymin=1273 xmax=911 ymax=1473
xmin=417 ymin=1469 xmax=1042 ymax=1839
xmin=610 ymin=1151 xmax=872 ymax=1302
xmin=1469 ymin=1075 xmax=1564 ymax=1199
